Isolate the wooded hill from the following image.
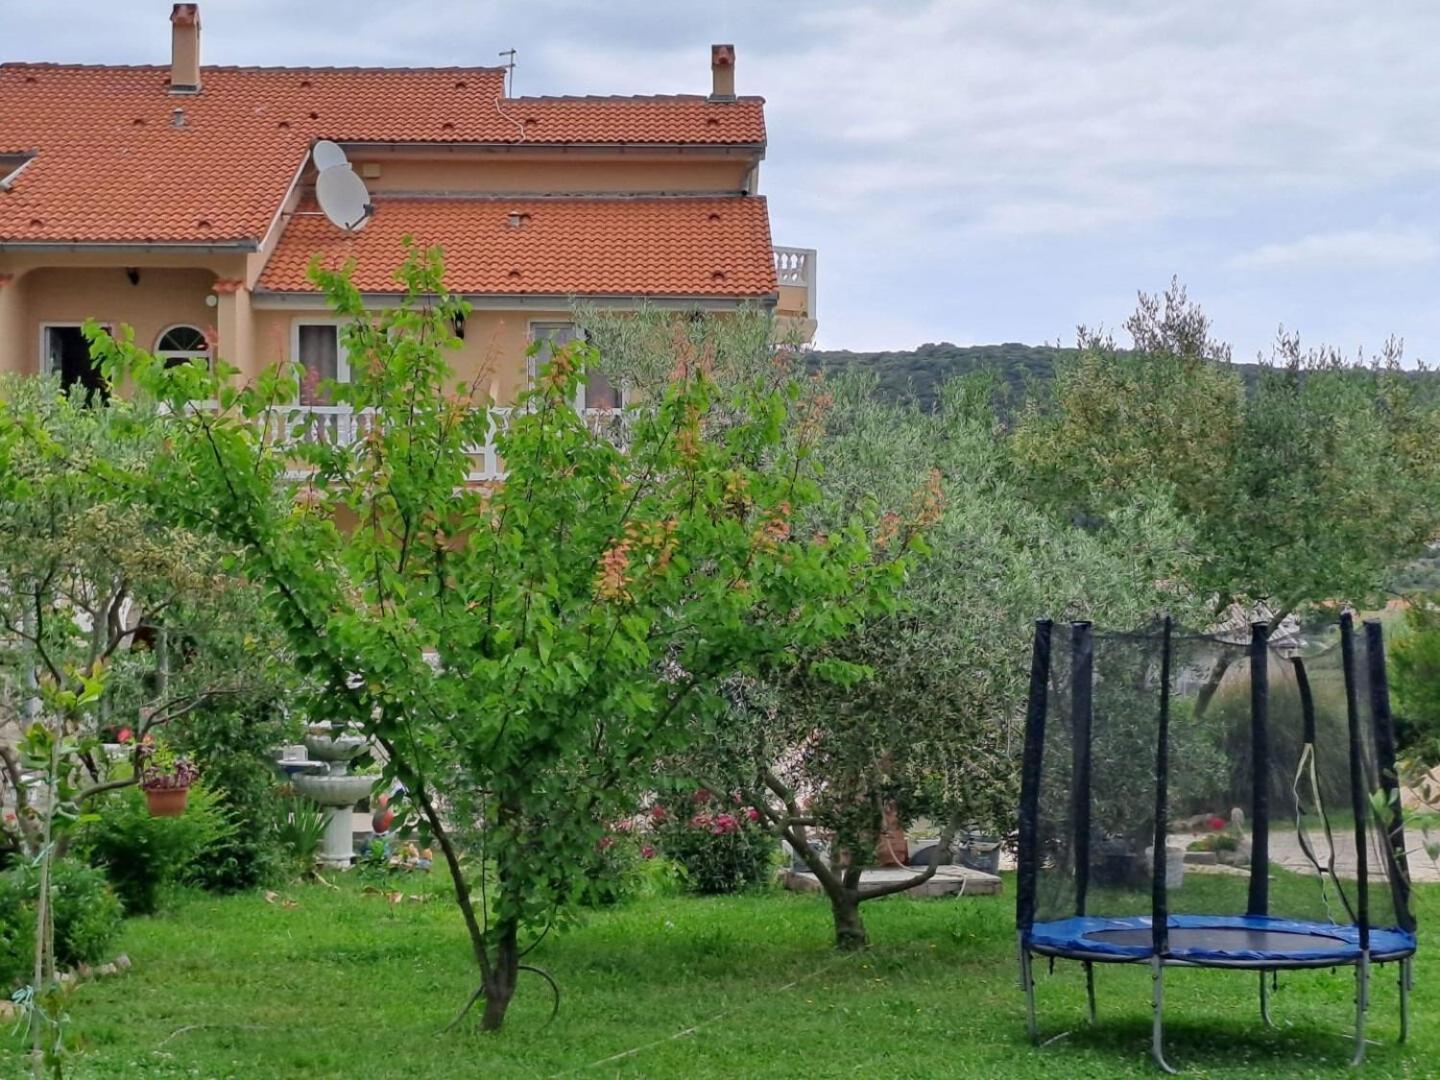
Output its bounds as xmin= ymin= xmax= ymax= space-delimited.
xmin=807 ymin=342 xmax=1438 ymax=412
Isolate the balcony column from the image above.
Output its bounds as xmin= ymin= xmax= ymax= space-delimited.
xmin=0 ymin=272 xmax=26 ymax=375
xmin=211 ymin=278 xmax=255 ymax=381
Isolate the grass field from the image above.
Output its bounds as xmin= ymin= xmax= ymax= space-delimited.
xmin=3 ymin=874 xmax=1434 ymax=1078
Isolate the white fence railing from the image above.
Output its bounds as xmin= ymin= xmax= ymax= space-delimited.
xmin=263 ymin=405 xmax=626 ymax=482
xmin=773 ymin=246 xmax=817 ymax=317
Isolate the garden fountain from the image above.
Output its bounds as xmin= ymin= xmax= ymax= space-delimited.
xmin=289 ymin=724 xmax=375 ymax=868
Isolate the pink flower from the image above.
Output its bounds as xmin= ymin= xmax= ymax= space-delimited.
xmin=640 ymin=844 xmax=657 ymax=860
xmin=711 ymin=813 xmax=739 ymax=836
xmin=689 ymin=812 xmax=713 ymax=830
xmin=614 ymin=818 xmax=634 ymax=834
xmin=1207 ymin=816 xmax=1227 ymax=831
xmin=691 ymin=788 xmax=712 ymax=805
xmin=116 ymin=727 xmax=133 ymax=744
xmin=649 ymin=805 xmax=668 ymax=824
xmin=597 ymin=835 xmax=616 ymax=852
xmin=745 ymin=807 xmax=760 ymax=823
xmin=730 ymin=791 xmax=744 ymax=806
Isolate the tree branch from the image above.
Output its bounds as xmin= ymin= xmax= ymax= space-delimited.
xmin=856 ymin=814 xmax=963 ymax=901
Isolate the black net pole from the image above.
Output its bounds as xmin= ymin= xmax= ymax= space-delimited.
xmin=1016 ymin=619 xmax=1054 ymax=936
xmin=1293 ymin=658 xmax=1317 ymax=747
xmin=1071 ymin=621 xmax=1094 ymax=918
xmin=1247 ymin=621 xmax=1270 ymax=918
xmin=1340 ymin=612 xmax=1369 ymax=951
xmin=1366 ymin=619 xmax=1414 ymax=933
xmin=1151 ymin=616 xmax=1173 ymax=955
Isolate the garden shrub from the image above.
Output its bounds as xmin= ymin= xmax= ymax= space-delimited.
xmin=0 ymin=868 xmax=29 ymax=989
xmin=76 ymin=783 xmax=233 ymax=914
xmin=653 ymin=793 xmax=775 ymax=895
xmin=1392 ymin=596 xmax=1440 ymax=759
xmin=580 ymin=825 xmax=683 ymax=907
xmin=0 ymin=859 xmax=124 ymax=990
xmin=267 ymin=793 xmax=328 ymax=874
xmin=173 ymin=698 xmax=298 ymax=892
xmin=186 ymin=759 xmax=285 ymax=892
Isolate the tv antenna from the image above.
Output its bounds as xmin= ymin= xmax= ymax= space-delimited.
xmin=498 ymin=48 xmax=516 ymax=96
xmin=311 ymin=140 xmax=373 ymax=232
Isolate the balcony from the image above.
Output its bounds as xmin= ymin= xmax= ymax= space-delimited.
xmin=773 ymin=246 xmax=817 ymax=341
xmin=263 ymin=404 xmax=626 ymax=483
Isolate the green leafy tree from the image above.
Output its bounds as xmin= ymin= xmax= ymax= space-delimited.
xmin=94 ymin=246 xmax=906 ymax=1030
xmin=574 ymin=302 xmax=791 ymax=405
xmin=1392 ymin=597 xmax=1440 ymax=758
xmin=0 ymin=377 xmax=297 ymax=866
xmin=1013 ymin=279 xmax=1440 ymax=707
xmin=676 ymin=374 xmax=1196 ymax=949
xmin=0 ymin=377 xmax=300 ymax=1076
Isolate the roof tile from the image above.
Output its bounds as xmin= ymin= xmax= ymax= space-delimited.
xmin=257 ymin=196 xmax=778 ymax=298
xmin=0 ymin=64 xmax=766 ymax=245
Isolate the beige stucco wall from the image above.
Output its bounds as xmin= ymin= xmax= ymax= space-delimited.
xmin=2 ymin=265 xmax=219 ymax=375
xmin=249 ymin=306 xmax=571 ymax=405
xmin=353 ymin=155 xmax=751 ymax=195
xmin=776 ymin=283 xmax=808 ymax=317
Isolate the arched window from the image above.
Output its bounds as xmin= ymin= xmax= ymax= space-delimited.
xmin=154 ymin=324 xmax=211 ymax=369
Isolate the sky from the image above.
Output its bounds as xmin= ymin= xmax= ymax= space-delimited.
xmin=5 ymin=0 xmax=1440 ymax=361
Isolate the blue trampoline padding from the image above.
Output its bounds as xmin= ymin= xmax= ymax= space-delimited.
xmin=1027 ymin=914 xmax=1416 ymax=965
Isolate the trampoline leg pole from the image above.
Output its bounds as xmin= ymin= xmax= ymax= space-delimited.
xmin=1259 ymin=969 xmax=1274 ymax=1029
xmin=1151 ymin=956 xmax=1177 ymax=1075
xmin=1399 ymin=957 xmax=1411 ymax=1045
xmin=1351 ymin=953 xmax=1369 ymax=1068
xmin=1019 ymin=937 xmax=1038 ymax=1044
xmin=1084 ymin=961 xmax=1097 ymax=1025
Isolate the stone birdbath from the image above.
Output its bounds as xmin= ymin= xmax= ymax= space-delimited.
xmin=290 ymin=724 xmax=375 ymax=868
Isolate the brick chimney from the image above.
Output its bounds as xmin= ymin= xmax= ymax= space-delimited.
xmin=710 ymin=44 xmax=735 ymax=102
xmin=170 ymin=4 xmax=202 ymax=94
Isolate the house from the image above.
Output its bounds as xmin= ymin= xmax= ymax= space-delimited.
xmin=0 ymin=5 xmax=817 ymax=443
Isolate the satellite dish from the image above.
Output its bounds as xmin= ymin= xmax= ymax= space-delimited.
xmin=316 ymin=165 xmax=372 ymax=232
xmin=311 ymin=139 xmax=349 ymax=172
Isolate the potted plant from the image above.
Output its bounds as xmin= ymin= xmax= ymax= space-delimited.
xmin=138 ymin=744 xmax=199 ymax=817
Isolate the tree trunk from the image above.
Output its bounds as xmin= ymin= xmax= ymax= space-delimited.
xmin=830 ymin=889 xmax=868 ymax=951
xmin=479 ymin=919 xmax=520 ymax=1031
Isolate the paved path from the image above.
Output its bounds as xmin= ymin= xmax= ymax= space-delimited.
xmin=1176 ymin=829 xmax=1440 ymax=884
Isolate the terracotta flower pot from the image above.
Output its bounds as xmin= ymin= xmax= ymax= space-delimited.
xmin=872 ymin=803 xmax=909 ymax=868
xmin=144 ymin=786 xmax=190 ymax=818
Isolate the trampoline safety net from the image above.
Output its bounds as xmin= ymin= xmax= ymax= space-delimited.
xmin=1017 ymin=614 xmax=1414 ymax=961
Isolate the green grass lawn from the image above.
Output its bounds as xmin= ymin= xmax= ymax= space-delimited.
xmin=4 ymin=874 xmax=1436 ymax=1078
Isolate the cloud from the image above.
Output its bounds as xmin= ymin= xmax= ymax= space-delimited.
xmin=6 ymin=0 xmax=1440 ymax=357
xmin=1231 ymin=229 xmax=1439 ymax=271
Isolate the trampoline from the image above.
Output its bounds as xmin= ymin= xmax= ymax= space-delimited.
xmin=1016 ymin=614 xmax=1416 ymax=1072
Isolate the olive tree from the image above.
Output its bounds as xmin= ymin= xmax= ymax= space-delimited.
xmin=659 ymin=372 xmax=1197 ymax=949
xmin=1014 ymin=280 xmax=1440 ymax=713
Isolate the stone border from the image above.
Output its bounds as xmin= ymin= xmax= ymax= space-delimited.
xmin=0 ymin=953 xmax=131 ymax=1020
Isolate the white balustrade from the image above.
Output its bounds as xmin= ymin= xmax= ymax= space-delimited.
xmin=263 ymin=404 xmax=625 ymax=482
xmin=773 ymin=246 xmax=813 ymax=286
xmin=773 ymin=246 xmax=818 ymax=318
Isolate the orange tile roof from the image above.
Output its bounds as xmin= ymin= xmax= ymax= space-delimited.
xmin=257 ymin=196 xmax=779 ymax=298
xmin=0 ymin=63 xmax=766 ymax=245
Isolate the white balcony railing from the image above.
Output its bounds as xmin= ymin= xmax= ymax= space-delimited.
xmin=263 ymin=405 xmax=626 ymax=483
xmin=773 ymin=246 xmax=813 ymax=286
xmin=773 ymin=246 xmax=817 ymax=318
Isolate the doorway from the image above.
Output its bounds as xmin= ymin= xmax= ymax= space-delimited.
xmin=43 ymin=324 xmax=108 ymax=403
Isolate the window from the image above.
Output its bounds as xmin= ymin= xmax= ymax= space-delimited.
xmin=154 ymin=324 xmax=211 ymax=370
xmin=42 ymin=323 xmax=109 ymax=405
xmin=0 ymin=152 xmax=34 ymax=192
xmin=528 ymin=322 xmax=624 ymax=411
xmin=291 ymin=320 xmax=349 ymax=405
